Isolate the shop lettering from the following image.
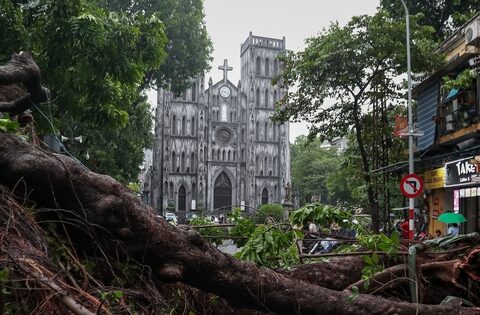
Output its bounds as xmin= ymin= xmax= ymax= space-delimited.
xmin=455 ymin=161 xmax=477 ymax=176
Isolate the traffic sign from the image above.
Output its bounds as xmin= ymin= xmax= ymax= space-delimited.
xmin=400 ymin=174 xmax=424 ymax=198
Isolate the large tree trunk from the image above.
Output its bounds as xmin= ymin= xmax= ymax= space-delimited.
xmin=0 ymin=133 xmax=478 ymax=315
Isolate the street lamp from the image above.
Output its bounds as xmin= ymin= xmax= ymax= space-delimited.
xmin=398 ymin=0 xmax=416 ymax=241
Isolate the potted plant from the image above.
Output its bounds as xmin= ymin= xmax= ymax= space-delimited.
xmin=442 ymin=69 xmax=476 ymax=103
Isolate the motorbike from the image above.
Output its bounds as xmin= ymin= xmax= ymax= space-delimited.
xmin=414 ymin=222 xmax=429 ymax=241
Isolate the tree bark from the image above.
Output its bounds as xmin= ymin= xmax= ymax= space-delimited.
xmin=0 ymin=52 xmax=49 ymax=115
xmin=352 ymin=98 xmax=379 ymax=233
xmin=0 ymin=133 xmax=478 ymax=315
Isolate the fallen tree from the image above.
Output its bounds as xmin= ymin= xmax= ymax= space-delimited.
xmin=1 ymin=52 xmax=479 ymax=314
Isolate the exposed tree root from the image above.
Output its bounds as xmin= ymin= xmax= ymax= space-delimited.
xmin=1 ymin=133 xmax=479 ymax=314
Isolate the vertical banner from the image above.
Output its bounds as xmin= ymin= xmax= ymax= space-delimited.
xmin=393 ymin=115 xmax=408 ymax=137
xmin=453 ymin=189 xmax=460 ymax=213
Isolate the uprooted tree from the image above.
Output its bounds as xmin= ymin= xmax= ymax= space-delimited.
xmin=1 ymin=53 xmax=479 ymax=314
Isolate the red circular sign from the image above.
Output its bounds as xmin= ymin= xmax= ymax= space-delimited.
xmin=400 ymin=174 xmax=424 ymax=198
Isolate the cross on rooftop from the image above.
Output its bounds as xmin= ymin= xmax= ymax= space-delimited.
xmin=218 ymin=59 xmax=232 ymax=85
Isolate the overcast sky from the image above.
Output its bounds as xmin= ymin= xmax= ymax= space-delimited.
xmin=204 ymin=0 xmax=380 ymax=142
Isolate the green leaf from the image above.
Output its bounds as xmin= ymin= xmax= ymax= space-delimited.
xmin=347 ymin=286 xmax=359 ymax=304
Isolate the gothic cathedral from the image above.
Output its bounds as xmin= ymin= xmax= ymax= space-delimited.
xmin=146 ymin=33 xmax=291 ymax=214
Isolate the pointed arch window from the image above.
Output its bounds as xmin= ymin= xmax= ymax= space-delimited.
xmin=172 ymin=152 xmax=176 ymax=172
xmin=256 ymin=56 xmax=261 ymax=75
xmin=233 ymin=151 xmax=236 ymax=161
xmin=228 ymin=150 xmax=231 ymax=161
xmin=256 ymin=121 xmax=260 ymax=140
xmin=273 ymin=59 xmax=279 ymax=76
xmin=265 ymin=58 xmax=270 ymax=76
xmin=182 ymin=116 xmax=186 ymax=135
xmin=169 ymin=182 xmax=174 ymax=199
xmin=221 ymin=104 xmax=227 ymax=122
xmin=182 ymin=91 xmax=187 ymax=101
xmin=273 ymin=90 xmax=277 ymax=104
xmin=273 ymin=123 xmax=277 ymax=141
xmin=256 ymin=88 xmax=260 ymax=107
xmin=261 ymin=188 xmax=269 ymax=205
xmin=192 ymin=82 xmax=197 ymax=101
xmin=263 ymin=156 xmax=268 ymax=175
xmin=192 ymin=183 xmax=196 ymax=199
xmin=190 ymin=152 xmax=195 ymax=172
xmin=212 ymin=149 xmax=215 ymax=161
xmin=273 ymin=157 xmax=277 ymax=176
xmin=172 ymin=115 xmax=176 ymax=135
xmin=264 ymin=89 xmax=269 ymax=108
xmin=222 ymin=150 xmax=226 ymax=161
xmin=264 ymin=121 xmax=268 ymax=141
xmin=191 ymin=117 xmax=195 ymax=136
xmin=256 ymin=155 xmax=260 ymax=174
xmin=181 ymin=152 xmax=186 ymax=172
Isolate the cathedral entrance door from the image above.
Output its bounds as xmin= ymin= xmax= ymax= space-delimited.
xmin=214 ymin=172 xmax=232 ymax=211
xmin=178 ymin=185 xmax=186 ymax=212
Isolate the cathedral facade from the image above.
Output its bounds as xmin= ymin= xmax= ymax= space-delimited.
xmin=146 ymin=33 xmax=291 ymax=214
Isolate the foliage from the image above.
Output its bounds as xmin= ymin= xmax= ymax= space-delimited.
xmin=167 ymin=202 xmax=176 ymax=212
xmin=381 ymin=0 xmax=480 ymax=42
xmin=442 ymin=69 xmax=477 ymax=91
xmin=273 ymin=10 xmax=441 ymax=232
xmin=290 ymin=135 xmax=340 ymax=205
xmin=357 ymin=231 xmax=400 ymax=254
xmin=255 ymin=204 xmax=284 ymax=224
xmin=127 ymin=182 xmax=140 ymax=193
xmin=190 ymin=216 xmax=224 ymax=246
xmin=103 ymin=0 xmax=213 ymax=93
xmin=235 ymin=225 xmax=301 ymax=269
xmin=357 ymin=231 xmax=401 ymax=289
xmin=0 ymin=0 xmax=212 ymax=183
xmin=0 ymin=117 xmax=19 ymax=133
xmin=289 ymin=203 xmax=353 ymax=230
xmin=228 ymin=208 xmax=256 ymax=247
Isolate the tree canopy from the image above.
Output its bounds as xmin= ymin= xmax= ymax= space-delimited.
xmin=381 ymin=0 xmax=480 ymax=42
xmin=290 ymin=135 xmax=340 ymax=205
xmin=0 ymin=0 xmax=212 ymax=183
xmin=273 ymin=11 xmax=442 ymax=232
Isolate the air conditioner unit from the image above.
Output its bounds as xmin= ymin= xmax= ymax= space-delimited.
xmin=465 ymin=19 xmax=480 ymax=45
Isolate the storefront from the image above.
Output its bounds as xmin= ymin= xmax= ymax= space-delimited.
xmin=423 ymin=167 xmax=447 ymax=236
xmin=444 ymin=157 xmax=480 ymax=234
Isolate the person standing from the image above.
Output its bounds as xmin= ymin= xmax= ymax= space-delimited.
xmin=447 ymin=223 xmax=459 ymax=236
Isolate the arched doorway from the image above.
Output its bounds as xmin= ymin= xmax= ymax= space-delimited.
xmin=214 ymin=172 xmax=232 ymax=211
xmin=178 ymin=185 xmax=186 ymax=212
xmin=261 ymin=187 xmax=269 ymax=205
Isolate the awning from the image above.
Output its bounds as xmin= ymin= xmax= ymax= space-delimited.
xmin=442 ymin=88 xmax=459 ymax=104
xmin=416 ymin=83 xmax=439 ymax=151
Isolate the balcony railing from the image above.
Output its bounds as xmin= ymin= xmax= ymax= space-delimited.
xmin=436 ymin=90 xmax=478 ymax=139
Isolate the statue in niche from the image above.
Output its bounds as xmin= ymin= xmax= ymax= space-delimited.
xmin=284 ymin=182 xmax=292 ymax=202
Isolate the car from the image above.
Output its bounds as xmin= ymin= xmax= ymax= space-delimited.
xmin=165 ymin=212 xmax=177 ymax=224
xmin=185 ymin=213 xmax=198 ymax=224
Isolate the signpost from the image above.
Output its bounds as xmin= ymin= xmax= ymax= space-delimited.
xmin=400 ymin=174 xmax=424 ymax=240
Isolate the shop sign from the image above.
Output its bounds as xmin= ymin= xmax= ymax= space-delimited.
xmin=445 ymin=157 xmax=480 ymax=187
xmin=453 ymin=190 xmax=459 ymax=212
xmin=423 ymin=167 xmax=445 ymax=189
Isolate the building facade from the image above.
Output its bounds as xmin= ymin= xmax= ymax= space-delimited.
xmin=413 ymin=13 xmax=480 ymax=236
xmin=145 ymin=33 xmax=291 ymax=214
